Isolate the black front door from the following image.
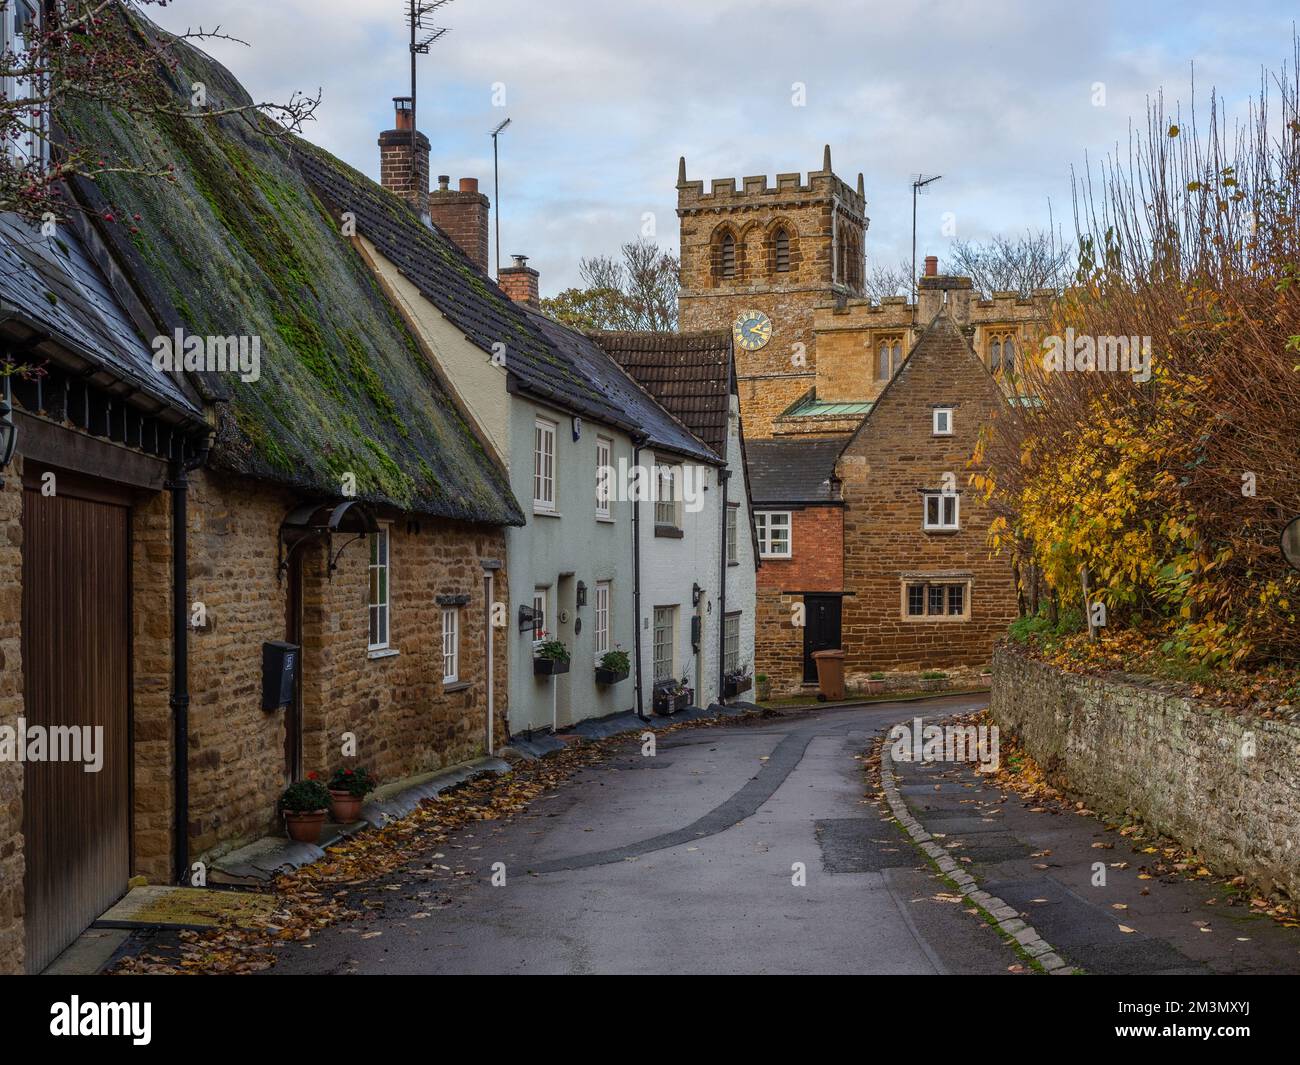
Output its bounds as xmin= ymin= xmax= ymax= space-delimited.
xmin=802 ymin=595 xmax=842 ymax=683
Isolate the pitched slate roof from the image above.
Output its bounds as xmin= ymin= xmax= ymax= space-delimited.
xmin=746 ymin=435 xmax=850 ymax=504
xmin=591 ymin=331 xmax=734 ymax=458
xmin=59 ymin=15 xmax=522 ymax=525
xmin=294 ymin=145 xmax=718 ymax=465
xmin=0 ymin=213 xmax=202 ymax=422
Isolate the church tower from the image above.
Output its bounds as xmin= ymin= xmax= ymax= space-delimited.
xmin=676 ymin=146 xmax=868 ymax=437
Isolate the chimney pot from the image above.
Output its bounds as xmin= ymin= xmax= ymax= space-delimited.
xmin=378 ymin=97 xmax=428 ymax=208
xmin=393 ymin=96 xmax=413 ymax=131
xmin=428 ymin=176 xmax=491 ymax=273
xmin=498 ymin=253 xmax=540 ymax=309
xmin=924 ymin=255 xmax=938 ymax=277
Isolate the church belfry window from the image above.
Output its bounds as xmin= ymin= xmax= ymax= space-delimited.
xmin=774 ymin=227 xmax=790 ymax=273
xmin=720 ymin=232 xmax=736 ymax=279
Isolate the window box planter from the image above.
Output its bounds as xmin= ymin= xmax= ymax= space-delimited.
xmin=534 ymin=657 xmax=570 ymax=676
xmin=653 ymin=684 xmax=692 ymax=715
xmin=723 ymin=674 xmax=752 ymax=698
xmin=595 ymin=666 xmax=629 ymax=686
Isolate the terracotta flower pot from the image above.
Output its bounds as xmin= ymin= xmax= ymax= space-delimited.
xmin=329 ymin=789 xmax=363 ymax=824
xmin=283 ymin=808 xmax=327 ymax=843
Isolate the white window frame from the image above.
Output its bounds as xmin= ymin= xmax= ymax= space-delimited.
xmin=726 ymin=504 xmax=739 ymax=563
xmin=723 ymin=612 xmax=741 ymax=673
xmin=654 ymin=462 xmax=681 ymax=529
xmin=368 ymin=525 xmax=391 ymax=651
xmin=932 ymin=408 xmax=953 ymax=436
xmin=441 ymin=606 xmax=460 ymax=683
xmin=595 ymin=434 xmax=613 ymax=520
xmin=652 ymin=606 xmax=676 ymax=682
xmin=594 ymin=581 xmax=611 ymax=662
xmin=531 ymin=587 xmax=548 ymax=647
xmin=754 ymin=510 xmax=792 ymax=558
xmin=2 ymin=1 xmax=44 ymax=168
xmin=922 ymin=492 xmax=960 ymax=532
xmin=533 ymin=417 xmax=557 ymax=512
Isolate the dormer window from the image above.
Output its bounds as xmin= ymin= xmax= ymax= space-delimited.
xmin=2 ymin=0 xmax=44 ymax=167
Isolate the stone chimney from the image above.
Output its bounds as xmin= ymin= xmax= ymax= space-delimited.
xmin=498 ymin=254 xmax=539 ymax=308
xmin=917 ymin=256 xmax=974 ymax=324
xmin=428 ymin=175 xmax=491 ymax=273
xmin=378 ymin=97 xmax=430 ymax=208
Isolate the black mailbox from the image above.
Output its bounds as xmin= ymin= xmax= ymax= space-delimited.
xmin=262 ymin=640 xmax=300 ymax=711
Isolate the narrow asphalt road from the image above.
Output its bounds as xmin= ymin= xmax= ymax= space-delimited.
xmin=272 ymin=695 xmax=1023 ymax=975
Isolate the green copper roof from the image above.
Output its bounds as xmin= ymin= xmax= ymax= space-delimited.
xmin=783 ymin=396 xmax=874 ymax=418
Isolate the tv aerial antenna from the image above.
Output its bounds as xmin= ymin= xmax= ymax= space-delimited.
xmin=406 ymin=1 xmax=453 ymax=159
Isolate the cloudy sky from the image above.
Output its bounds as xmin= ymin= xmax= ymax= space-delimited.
xmin=151 ymin=0 xmax=1296 ymax=295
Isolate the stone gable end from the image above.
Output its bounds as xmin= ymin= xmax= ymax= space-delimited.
xmin=837 ymin=314 xmax=1018 ymax=671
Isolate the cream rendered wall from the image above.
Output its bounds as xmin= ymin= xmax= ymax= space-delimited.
xmin=722 ymin=395 xmax=757 ymax=685
xmin=356 ymin=235 xmax=510 ymax=464
xmin=638 ymin=452 xmax=721 ymax=707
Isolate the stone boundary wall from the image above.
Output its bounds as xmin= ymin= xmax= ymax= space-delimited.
xmin=990 ymin=644 xmax=1300 ymax=901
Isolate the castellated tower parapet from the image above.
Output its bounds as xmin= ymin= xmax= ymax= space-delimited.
xmin=676 ymin=146 xmax=870 ymax=438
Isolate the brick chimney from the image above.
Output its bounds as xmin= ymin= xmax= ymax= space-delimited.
xmin=428 ymin=175 xmax=491 ymax=273
xmin=498 ymin=254 xmax=539 ymax=308
xmin=378 ymin=97 xmax=429 ymax=208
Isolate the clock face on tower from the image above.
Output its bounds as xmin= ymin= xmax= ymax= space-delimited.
xmin=732 ymin=309 xmax=773 ymax=352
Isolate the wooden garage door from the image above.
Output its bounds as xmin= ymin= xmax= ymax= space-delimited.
xmin=21 ymin=479 xmax=132 ymax=973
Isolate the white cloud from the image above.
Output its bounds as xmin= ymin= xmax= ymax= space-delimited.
xmin=149 ymin=0 xmax=1291 ymax=292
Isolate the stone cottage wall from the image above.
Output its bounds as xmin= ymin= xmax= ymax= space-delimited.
xmin=301 ymin=515 xmax=508 ymax=789
xmin=174 ymin=470 xmax=509 ymax=863
xmin=991 ymin=645 xmax=1300 ymax=901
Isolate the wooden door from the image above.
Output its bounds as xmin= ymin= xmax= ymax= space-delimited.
xmin=802 ymin=595 xmax=842 ymax=683
xmin=21 ymin=476 xmax=132 ymax=973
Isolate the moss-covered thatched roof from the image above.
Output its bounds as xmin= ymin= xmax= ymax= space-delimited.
xmin=60 ymin=15 xmax=522 ymax=525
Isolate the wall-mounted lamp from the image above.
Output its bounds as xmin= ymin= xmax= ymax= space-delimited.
xmin=0 ymin=375 xmax=17 ymax=488
xmin=572 ymin=416 xmax=582 ymax=442
xmin=576 ymin=580 xmax=587 ymax=608
xmin=692 ymin=582 xmax=703 ymax=608
xmin=518 ymin=603 xmax=539 ymax=633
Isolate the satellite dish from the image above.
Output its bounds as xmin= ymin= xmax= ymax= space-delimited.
xmin=1282 ymin=516 xmax=1300 ymax=571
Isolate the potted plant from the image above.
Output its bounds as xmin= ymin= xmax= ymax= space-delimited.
xmin=533 ymin=632 xmax=571 ymax=676
xmin=865 ymin=671 xmax=887 ymax=695
xmin=595 ymin=646 xmax=630 ymax=685
xmin=919 ymin=670 xmax=950 ymax=691
xmin=723 ymin=663 xmax=752 ymax=698
xmin=327 ymin=766 xmax=377 ymax=824
xmin=653 ymin=675 xmax=692 ymax=715
xmin=755 ymin=673 xmax=771 ymax=701
xmin=278 ymin=774 xmax=332 ymax=843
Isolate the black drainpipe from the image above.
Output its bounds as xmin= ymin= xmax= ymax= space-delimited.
xmin=717 ymin=467 xmax=730 ymax=705
xmin=632 ymin=442 xmax=646 ymax=720
xmin=168 ymin=436 xmax=209 ymax=885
